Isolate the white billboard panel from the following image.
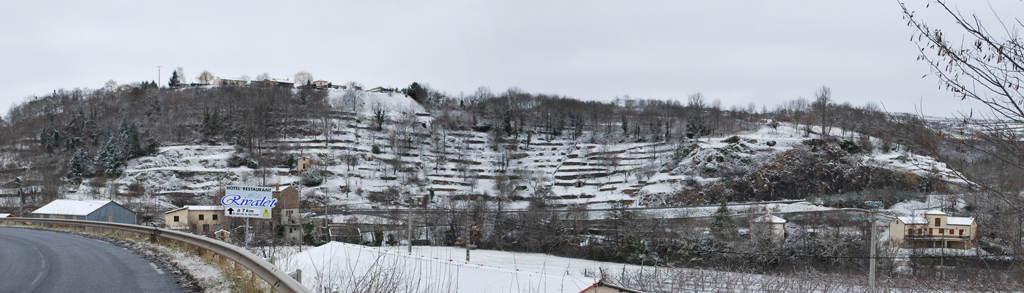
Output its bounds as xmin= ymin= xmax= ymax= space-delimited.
xmin=222 ymin=185 xmax=276 ymax=219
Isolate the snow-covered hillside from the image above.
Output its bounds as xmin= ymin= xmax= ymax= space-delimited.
xmin=67 ymin=92 xmax=963 ymax=213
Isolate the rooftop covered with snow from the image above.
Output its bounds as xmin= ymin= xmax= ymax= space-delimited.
xmin=32 ymin=200 xmax=113 ymax=216
xmin=751 ymin=214 xmax=787 ymax=224
xmin=165 ymin=205 xmax=224 ymax=214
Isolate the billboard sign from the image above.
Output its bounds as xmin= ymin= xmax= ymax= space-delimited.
xmin=222 ymin=185 xmax=276 ymax=219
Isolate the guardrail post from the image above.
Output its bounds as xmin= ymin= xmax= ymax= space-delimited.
xmin=150 ymin=229 xmax=161 ymax=243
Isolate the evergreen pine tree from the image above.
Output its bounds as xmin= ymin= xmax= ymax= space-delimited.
xmin=127 ymin=123 xmax=141 ymax=157
xmin=67 ymin=149 xmax=89 ymax=180
xmin=709 ymin=197 xmax=738 ymax=241
xmin=95 ymin=135 xmax=123 ymax=175
xmin=168 ymin=70 xmax=180 ymax=87
xmin=39 ymin=129 xmax=52 ymax=152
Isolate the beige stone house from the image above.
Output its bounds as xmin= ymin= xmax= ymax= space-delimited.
xmin=165 ymin=205 xmax=225 ymax=235
xmin=273 ymin=186 xmax=303 ymax=243
xmin=296 ymin=157 xmax=313 ymax=174
xmin=889 ymin=210 xmax=977 ymax=249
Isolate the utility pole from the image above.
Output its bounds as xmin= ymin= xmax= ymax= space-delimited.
xmin=325 ymin=188 xmax=331 ymax=244
xmin=853 ymin=201 xmax=890 ymax=293
xmin=15 ymin=177 xmax=23 ymax=217
xmin=869 ymin=215 xmax=877 ymax=293
xmin=157 ymin=66 xmax=161 ymax=87
xmin=407 ymin=197 xmax=413 ymax=253
xmin=465 ymin=199 xmax=473 ymax=262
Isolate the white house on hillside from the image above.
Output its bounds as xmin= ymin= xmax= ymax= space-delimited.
xmin=889 ymin=210 xmax=977 ymax=249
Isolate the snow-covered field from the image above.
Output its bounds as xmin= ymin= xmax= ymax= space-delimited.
xmin=279 ymin=242 xmax=877 ymax=293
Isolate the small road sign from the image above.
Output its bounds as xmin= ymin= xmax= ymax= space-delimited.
xmin=226 ymin=207 xmax=269 ymax=218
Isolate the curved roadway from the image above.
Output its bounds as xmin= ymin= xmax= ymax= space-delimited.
xmin=0 ymin=227 xmax=185 ymax=293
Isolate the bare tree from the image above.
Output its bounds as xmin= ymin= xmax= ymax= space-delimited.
xmin=256 ymin=72 xmax=271 ymax=81
xmin=341 ymin=87 xmax=364 ymax=113
xmin=812 ymin=86 xmax=834 ymax=138
xmin=685 ymin=93 xmax=708 ymax=140
xmin=787 ymin=97 xmax=809 ymax=131
xmin=294 ymin=71 xmax=313 ymax=86
xmin=174 ymin=67 xmax=187 ymax=84
xmin=372 ymin=101 xmax=387 ymax=130
xmin=900 ymin=0 xmax=1024 ymax=261
xmin=196 ymin=70 xmax=215 ymax=85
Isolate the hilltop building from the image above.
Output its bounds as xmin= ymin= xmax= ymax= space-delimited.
xmin=218 ymin=78 xmax=248 ymax=86
xmin=253 ymin=78 xmax=294 ymax=88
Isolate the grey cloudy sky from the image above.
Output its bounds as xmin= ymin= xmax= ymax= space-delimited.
xmin=2 ymin=1 xmax=1016 ymax=117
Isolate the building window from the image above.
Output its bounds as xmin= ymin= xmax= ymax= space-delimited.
xmin=939 ymin=229 xmax=944 ymax=235
xmin=212 ymin=214 xmax=218 ymax=220
xmin=929 ymin=228 xmax=933 ymax=235
xmin=935 ymin=218 xmax=941 ymax=226
xmin=199 ymin=214 xmax=205 ymax=220
xmin=203 ymin=224 xmax=210 ymax=233
xmin=174 ymin=216 xmax=180 ymax=222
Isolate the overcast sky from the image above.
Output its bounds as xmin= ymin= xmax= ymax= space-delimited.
xmin=2 ymin=1 xmax=1017 ymax=117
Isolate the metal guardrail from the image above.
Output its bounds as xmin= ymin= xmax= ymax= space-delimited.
xmin=0 ymin=217 xmax=310 ymax=293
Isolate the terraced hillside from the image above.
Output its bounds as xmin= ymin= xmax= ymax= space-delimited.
xmin=72 ymin=92 xmax=962 ymax=213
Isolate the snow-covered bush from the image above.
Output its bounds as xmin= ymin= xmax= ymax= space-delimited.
xmin=301 ymin=167 xmax=323 ymax=186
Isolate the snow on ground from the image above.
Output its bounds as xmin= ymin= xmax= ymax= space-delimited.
xmin=326 ymin=88 xmax=427 ymax=118
xmin=279 ymin=242 xmax=602 ymax=293
xmin=884 ymin=194 xmax=969 ymax=218
xmin=281 ymin=242 xmax=866 ymax=293
xmin=148 ymin=243 xmax=233 ymax=293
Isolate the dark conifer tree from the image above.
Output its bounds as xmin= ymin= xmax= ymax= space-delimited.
xmin=168 ymin=71 xmax=180 ymax=88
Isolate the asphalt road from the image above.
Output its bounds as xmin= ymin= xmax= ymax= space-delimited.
xmin=0 ymin=227 xmax=185 ymax=293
